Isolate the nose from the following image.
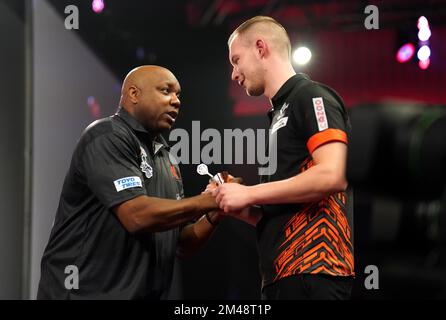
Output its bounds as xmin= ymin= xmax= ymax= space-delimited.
xmin=171 ymin=93 xmax=180 ymax=108
xmin=231 ymin=67 xmax=239 ymax=82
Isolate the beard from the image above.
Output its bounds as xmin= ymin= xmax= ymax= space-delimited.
xmin=245 ymin=68 xmax=265 ymax=97
xmin=246 ymin=84 xmax=264 ymax=97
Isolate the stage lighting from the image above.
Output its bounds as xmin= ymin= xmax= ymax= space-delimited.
xmin=418 ymin=28 xmax=431 ymax=42
xmin=292 ymin=47 xmax=312 ymax=65
xmin=419 ymin=58 xmax=431 ymax=70
xmin=396 ymin=43 xmax=415 ymax=63
xmin=87 ymin=96 xmax=101 ymax=119
xmin=418 ymin=16 xmax=431 ymax=41
xmin=416 ymin=16 xmax=431 ymax=69
xmin=417 ymin=16 xmax=429 ymax=30
xmin=417 ymin=45 xmax=431 ymax=61
xmin=92 ymin=0 xmax=105 ymax=14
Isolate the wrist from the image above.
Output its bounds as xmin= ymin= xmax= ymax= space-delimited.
xmin=196 ymin=193 xmax=218 ymax=212
xmin=205 ymin=211 xmax=220 ymax=227
xmin=246 ymin=186 xmax=257 ymax=206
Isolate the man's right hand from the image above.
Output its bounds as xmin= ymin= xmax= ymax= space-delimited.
xmin=202 ymin=171 xmax=243 ymax=195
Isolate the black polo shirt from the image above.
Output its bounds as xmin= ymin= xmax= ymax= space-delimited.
xmin=37 ymin=107 xmax=184 ymax=300
xmin=258 ymin=73 xmax=354 ymax=289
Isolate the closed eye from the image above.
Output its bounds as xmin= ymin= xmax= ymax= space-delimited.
xmin=231 ymin=56 xmax=239 ymax=66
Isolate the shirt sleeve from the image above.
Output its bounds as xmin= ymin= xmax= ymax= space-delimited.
xmin=81 ymin=132 xmax=147 ymax=209
xmin=292 ymin=83 xmax=349 ymax=154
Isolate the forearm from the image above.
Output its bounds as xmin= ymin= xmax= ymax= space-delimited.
xmin=177 ymin=211 xmax=221 ymax=258
xmin=249 ymin=165 xmax=347 ymax=206
xmin=118 ymin=193 xmax=218 ymax=233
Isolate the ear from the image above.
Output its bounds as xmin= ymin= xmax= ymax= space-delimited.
xmin=128 ymin=85 xmax=139 ymax=104
xmin=255 ymin=39 xmax=268 ymax=58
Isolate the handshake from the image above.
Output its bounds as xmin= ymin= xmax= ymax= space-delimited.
xmin=198 ymin=164 xmax=259 ymax=226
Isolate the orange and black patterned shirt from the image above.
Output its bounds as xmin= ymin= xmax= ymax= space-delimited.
xmin=258 ymin=73 xmax=354 ymax=289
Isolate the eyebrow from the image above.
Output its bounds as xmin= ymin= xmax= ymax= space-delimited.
xmin=162 ymin=81 xmax=181 ymax=93
xmin=230 ymin=55 xmax=238 ymax=65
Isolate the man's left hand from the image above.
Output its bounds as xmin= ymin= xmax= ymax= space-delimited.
xmin=212 ymin=183 xmax=253 ymax=213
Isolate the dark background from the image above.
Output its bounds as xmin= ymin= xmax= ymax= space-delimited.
xmin=1 ymin=0 xmax=446 ymax=299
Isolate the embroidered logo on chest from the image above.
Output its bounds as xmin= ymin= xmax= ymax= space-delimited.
xmin=276 ymin=102 xmax=289 ymax=120
xmin=140 ymin=146 xmax=153 ymax=179
xmin=271 ymin=102 xmax=290 ymax=134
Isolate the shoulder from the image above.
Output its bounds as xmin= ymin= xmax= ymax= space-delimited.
xmin=82 ymin=116 xmax=134 ymax=142
xmin=296 ymin=80 xmax=345 ymax=108
xmin=76 ymin=116 xmax=138 ymax=156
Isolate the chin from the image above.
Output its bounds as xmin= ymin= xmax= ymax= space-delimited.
xmin=247 ymin=87 xmax=264 ymax=97
xmin=159 ymin=122 xmax=173 ymax=132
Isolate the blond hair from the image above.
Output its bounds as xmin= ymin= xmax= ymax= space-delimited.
xmin=228 ymin=16 xmax=291 ymax=59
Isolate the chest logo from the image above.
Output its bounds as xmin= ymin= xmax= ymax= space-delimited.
xmin=271 ymin=117 xmax=288 ymax=134
xmin=276 ymin=102 xmax=289 ymax=120
xmin=140 ymin=146 xmax=153 ymax=179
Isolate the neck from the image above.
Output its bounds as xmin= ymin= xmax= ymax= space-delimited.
xmin=264 ymin=60 xmax=296 ymax=102
xmin=120 ymin=104 xmax=160 ymax=137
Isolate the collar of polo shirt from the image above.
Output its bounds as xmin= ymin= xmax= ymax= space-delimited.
xmin=115 ymin=106 xmax=170 ymax=155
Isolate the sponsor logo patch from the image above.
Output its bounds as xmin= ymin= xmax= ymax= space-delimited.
xmin=312 ymin=97 xmax=329 ymax=131
xmin=114 ymin=176 xmax=142 ymax=192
